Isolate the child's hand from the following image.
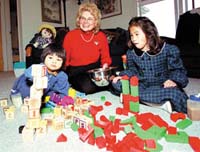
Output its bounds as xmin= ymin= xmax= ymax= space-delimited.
xmin=33 ymin=42 xmax=39 ymax=48
xmin=102 ymin=63 xmax=108 ymax=70
xmin=163 ymin=80 xmax=177 ymax=88
xmin=112 ymin=76 xmax=122 ymax=83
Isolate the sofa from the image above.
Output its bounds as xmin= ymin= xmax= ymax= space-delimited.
xmin=102 ymin=27 xmax=129 ymax=71
xmin=162 ymin=11 xmax=200 ymax=78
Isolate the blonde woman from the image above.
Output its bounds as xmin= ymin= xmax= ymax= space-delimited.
xmin=63 ymin=3 xmax=111 ymax=94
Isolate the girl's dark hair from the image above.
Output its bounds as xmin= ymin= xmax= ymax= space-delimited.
xmin=41 ymin=43 xmax=66 ymax=70
xmin=128 ymin=16 xmax=164 ymax=54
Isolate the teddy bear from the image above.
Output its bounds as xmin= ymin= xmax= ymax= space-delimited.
xmin=25 ymin=24 xmax=56 ymax=68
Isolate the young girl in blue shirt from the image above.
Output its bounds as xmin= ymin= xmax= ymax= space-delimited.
xmin=112 ymin=17 xmax=188 ymax=113
xmin=11 ymin=43 xmax=70 ymax=99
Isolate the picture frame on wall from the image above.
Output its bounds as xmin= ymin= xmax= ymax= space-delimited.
xmin=90 ymin=0 xmax=122 ymax=19
xmin=41 ymin=0 xmax=62 ymax=23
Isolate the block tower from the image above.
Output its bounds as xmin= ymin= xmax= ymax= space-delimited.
xmin=22 ymin=64 xmax=48 ymax=142
xmin=121 ymin=75 xmax=139 ymax=113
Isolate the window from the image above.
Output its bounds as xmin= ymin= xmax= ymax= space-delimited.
xmin=137 ymin=0 xmax=200 ymax=38
xmin=137 ymin=0 xmax=176 ymax=38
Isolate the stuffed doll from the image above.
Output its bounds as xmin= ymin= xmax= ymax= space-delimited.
xmin=25 ymin=24 xmax=56 ymax=68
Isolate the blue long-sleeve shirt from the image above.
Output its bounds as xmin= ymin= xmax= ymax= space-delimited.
xmin=11 ymin=64 xmax=70 ymax=99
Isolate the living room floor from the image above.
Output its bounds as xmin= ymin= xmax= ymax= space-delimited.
xmin=0 ymin=71 xmax=200 ymax=152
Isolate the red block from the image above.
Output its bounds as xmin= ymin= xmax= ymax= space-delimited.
xmin=90 ymin=105 xmax=103 ymax=116
xmin=121 ymin=75 xmax=129 ymax=80
xmin=79 ymin=126 xmax=94 ymax=142
xmin=170 ymin=112 xmax=186 ymax=122
xmin=130 ymin=76 xmax=139 ymax=86
xmin=96 ymin=136 xmax=107 ymax=149
xmin=104 ymin=101 xmax=112 ymax=106
xmin=116 ymin=107 xmax=123 ymax=115
xmin=167 ymin=126 xmax=177 ymax=134
xmin=145 ymin=139 xmax=156 ymax=149
xmin=189 ymin=136 xmax=200 ymax=152
xmin=87 ymin=133 xmax=95 ymax=145
xmin=56 ymin=133 xmax=67 ymax=142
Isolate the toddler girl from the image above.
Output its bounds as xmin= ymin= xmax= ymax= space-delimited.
xmin=11 ymin=43 xmax=70 ymax=99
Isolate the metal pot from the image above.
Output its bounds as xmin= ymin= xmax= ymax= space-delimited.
xmin=88 ymin=67 xmax=116 ymax=87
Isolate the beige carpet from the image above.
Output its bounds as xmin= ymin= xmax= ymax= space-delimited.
xmin=1 ymin=71 xmax=200 ymax=152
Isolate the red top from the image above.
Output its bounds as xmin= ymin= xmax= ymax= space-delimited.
xmin=63 ymin=29 xmax=112 ymax=67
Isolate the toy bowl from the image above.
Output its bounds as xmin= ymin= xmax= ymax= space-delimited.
xmin=88 ymin=67 xmax=116 ymax=87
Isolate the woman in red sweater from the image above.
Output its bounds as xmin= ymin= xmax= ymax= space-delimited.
xmin=63 ymin=2 xmax=112 ymax=94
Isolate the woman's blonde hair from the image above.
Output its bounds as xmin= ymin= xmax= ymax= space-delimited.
xmin=76 ymin=3 xmax=101 ymax=33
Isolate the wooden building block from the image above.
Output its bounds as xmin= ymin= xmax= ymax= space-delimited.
xmin=33 ymin=76 xmax=48 ymax=89
xmin=30 ymin=86 xmax=43 ymax=99
xmin=5 ymin=109 xmax=15 ymax=119
xmin=0 ymin=98 xmax=8 ymax=107
xmin=22 ymin=127 xmax=35 ymax=142
xmin=28 ymin=108 xmax=40 ymax=119
xmin=10 ymin=93 xmax=23 ymax=108
xmin=21 ymin=105 xmax=29 ymax=113
xmin=27 ymin=118 xmax=41 ymax=129
xmin=28 ymin=98 xmax=41 ymax=109
xmin=31 ymin=64 xmax=46 ymax=77
xmin=54 ymin=106 xmax=62 ymax=117
xmin=53 ymin=117 xmax=64 ymax=130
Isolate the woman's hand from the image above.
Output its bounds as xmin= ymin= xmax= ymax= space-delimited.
xmin=163 ymin=79 xmax=177 ymax=88
xmin=112 ymin=76 xmax=122 ymax=83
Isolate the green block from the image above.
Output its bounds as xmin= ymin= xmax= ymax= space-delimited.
xmin=134 ymin=124 xmax=166 ymax=140
xmin=100 ymin=96 xmax=106 ymax=101
xmin=94 ymin=126 xmax=104 ymax=138
xmin=124 ymin=125 xmax=133 ymax=134
xmin=41 ymin=107 xmax=53 ymax=113
xmin=165 ymin=131 xmax=189 ymax=143
xmin=176 ymin=119 xmax=192 ymax=129
xmin=120 ymin=116 xmax=136 ymax=126
xmin=109 ymin=115 xmax=116 ymax=122
xmin=130 ymin=86 xmax=139 ymax=96
xmin=134 ymin=123 xmax=153 ymax=139
xmin=71 ymin=122 xmax=79 ymax=131
xmin=130 ymin=101 xmax=139 ymax=112
xmin=121 ymin=79 xmax=130 ymax=94
xmin=146 ymin=126 xmax=166 ymax=140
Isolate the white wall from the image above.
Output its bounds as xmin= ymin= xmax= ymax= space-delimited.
xmin=18 ymin=0 xmax=137 ymax=61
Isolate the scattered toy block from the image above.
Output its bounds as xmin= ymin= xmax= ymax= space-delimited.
xmin=27 ymin=118 xmax=41 ymax=129
xmin=53 ymin=117 xmax=64 ymax=130
xmin=0 ymin=98 xmax=8 ymax=107
xmin=79 ymin=126 xmax=94 ymax=142
xmin=170 ymin=112 xmax=186 ymax=122
xmin=189 ymin=136 xmax=200 ymax=152
xmin=22 ymin=127 xmax=35 ymax=142
xmin=96 ymin=136 xmax=106 ymax=149
xmin=145 ymin=139 xmax=156 ymax=149
xmin=165 ymin=131 xmax=189 ymax=143
xmin=10 ymin=93 xmax=23 ymax=108
xmin=21 ymin=104 xmax=29 ymax=113
xmin=56 ymin=133 xmax=67 ymax=142
xmin=176 ymin=118 xmax=192 ymax=129
xmin=167 ymin=126 xmax=177 ymax=135
xmin=5 ymin=109 xmax=15 ymax=119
